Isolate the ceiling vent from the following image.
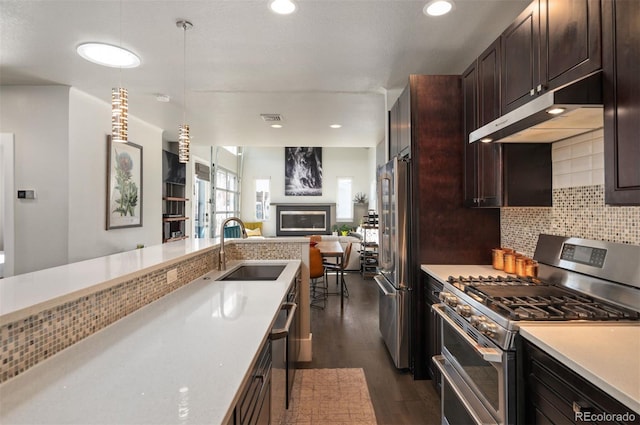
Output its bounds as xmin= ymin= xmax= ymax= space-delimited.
xmin=260 ymin=113 xmax=282 ymax=122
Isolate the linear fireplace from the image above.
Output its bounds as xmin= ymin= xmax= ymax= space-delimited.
xmin=276 ymin=204 xmax=332 ymax=236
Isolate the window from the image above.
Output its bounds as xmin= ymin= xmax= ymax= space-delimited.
xmin=255 ymin=178 xmax=271 ymax=221
xmin=213 ymin=166 xmax=240 ymax=238
xmin=336 ymin=177 xmax=353 ymax=221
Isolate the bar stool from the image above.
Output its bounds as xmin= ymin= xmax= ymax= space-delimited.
xmin=309 ymin=246 xmax=328 ymax=309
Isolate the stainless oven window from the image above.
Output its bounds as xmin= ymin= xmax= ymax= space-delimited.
xmin=442 ymin=324 xmax=501 ymax=412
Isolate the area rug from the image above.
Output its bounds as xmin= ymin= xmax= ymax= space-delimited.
xmin=280 ymin=368 xmax=377 ymax=425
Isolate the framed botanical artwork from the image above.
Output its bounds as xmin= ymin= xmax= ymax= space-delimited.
xmin=106 ymin=135 xmax=143 ymax=229
xmin=284 ymin=147 xmax=322 ymax=196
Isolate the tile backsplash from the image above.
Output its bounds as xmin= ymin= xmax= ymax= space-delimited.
xmin=501 ymin=130 xmax=640 ymax=256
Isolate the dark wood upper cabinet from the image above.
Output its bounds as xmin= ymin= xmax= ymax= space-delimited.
xmin=463 ymin=40 xmax=503 ymax=208
xmin=462 ymin=61 xmax=479 ymax=206
xmin=388 ymin=97 xmax=400 ymax=159
xmin=501 ymin=0 xmax=602 ymax=114
xmin=540 ymin=0 xmax=602 ymax=91
xmin=603 ymin=0 xmax=640 ymax=205
xmin=388 ymin=85 xmax=411 ymax=159
xmin=464 ymin=39 xmax=550 ymax=208
xmin=501 ymin=1 xmax=540 ymax=113
xmin=398 ymin=86 xmax=411 ymax=158
xmin=478 ymin=39 xmax=502 ymax=127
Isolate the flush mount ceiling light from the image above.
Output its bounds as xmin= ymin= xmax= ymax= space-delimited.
xmin=177 ymin=19 xmax=193 ymax=163
xmin=77 ymin=43 xmax=140 ymax=68
xmin=423 ymin=0 xmax=454 ymax=16
xmin=330 ymin=124 xmax=342 ymax=129
xmin=269 ymin=0 xmax=297 ymax=15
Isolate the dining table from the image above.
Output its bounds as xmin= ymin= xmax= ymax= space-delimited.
xmin=314 ymin=240 xmax=345 ymax=310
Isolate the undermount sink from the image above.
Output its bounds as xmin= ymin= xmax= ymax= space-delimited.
xmin=217 ymin=265 xmax=286 ymax=281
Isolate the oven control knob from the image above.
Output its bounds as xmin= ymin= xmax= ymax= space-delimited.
xmin=456 ymin=304 xmax=472 ymax=317
xmin=445 ymin=295 xmax=458 ymax=307
xmin=438 ymin=292 xmax=458 ymax=307
xmin=470 ymin=315 xmax=486 ymax=327
xmin=478 ymin=322 xmax=498 ymax=338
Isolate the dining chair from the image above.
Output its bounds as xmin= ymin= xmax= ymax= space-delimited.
xmin=309 ymin=246 xmax=327 ymax=309
xmin=324 ymin=242 xmax=351 ymax=298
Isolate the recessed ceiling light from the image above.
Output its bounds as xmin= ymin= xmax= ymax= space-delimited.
xmin=271 ymin=124 xmax=283 ymax=128
xmin=423 ymin=0 xmax=454 ymax=17
xmin=269 ymin=0 xmax=297 ymax=15
xmin=330 ymin=124 xmax=342 ymax=129
xmin=547 ymin=107 xmax=566 ymax=115
xmin=77 ymin=42 xmax=141 ymax=68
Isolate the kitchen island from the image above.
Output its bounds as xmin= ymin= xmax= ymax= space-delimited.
xmin=0 ymin=258 xmax=301 ymax=424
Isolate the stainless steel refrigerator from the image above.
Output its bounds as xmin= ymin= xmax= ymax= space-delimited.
xmin=375 ymin=156 xmax=411 ymax=369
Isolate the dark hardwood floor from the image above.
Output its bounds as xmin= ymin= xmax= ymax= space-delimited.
xmin=300 ymin=272 xmax=442 ymax=425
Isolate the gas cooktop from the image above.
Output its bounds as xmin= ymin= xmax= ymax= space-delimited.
xmin=447 ymin=274 xmax=640 ymax=322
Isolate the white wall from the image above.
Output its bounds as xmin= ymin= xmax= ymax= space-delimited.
xmin=0 ymin=86 xmax=164 ymax=274
xmin=67 ymin=88 xmax=163 ymax=263
xmin=240 ymin=146 xmax=374 ymax=236
xmin=0 ymin=86 xmax=70 ymax=274
xmin=0 ymin=133 xmax=15 ymax=277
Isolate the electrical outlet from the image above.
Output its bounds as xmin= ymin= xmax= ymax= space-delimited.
xmin=166 ymin=268 xmax=178 ymax=284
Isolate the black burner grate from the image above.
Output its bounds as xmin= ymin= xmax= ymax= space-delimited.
xmin=446 ymin=275 xmax=640 ymax=321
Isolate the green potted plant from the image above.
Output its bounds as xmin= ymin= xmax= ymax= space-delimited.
xmin=339 ymin=224 xmax=351 ymax=236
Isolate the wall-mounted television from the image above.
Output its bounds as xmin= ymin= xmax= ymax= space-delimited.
xmin=162 ymin=150 xmax=186 ymax=185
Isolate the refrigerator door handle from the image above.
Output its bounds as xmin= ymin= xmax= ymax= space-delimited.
xmin=375 ymin=275 xmax=396 ymax=297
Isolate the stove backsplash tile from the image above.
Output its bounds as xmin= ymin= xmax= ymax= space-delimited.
xmin=502 ymin=185 xmax=640 ymax=257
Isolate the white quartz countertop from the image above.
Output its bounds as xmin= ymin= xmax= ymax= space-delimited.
xmin=0 ymin=238 xmax=220 ymax=324
xmin=422 ymin=264 xmax=640 ymax=414
xmin=519 ymin=323 xmax=640 ymax=414
xmin=0 ymin=259 xmax=301 ymax=424
xmin=0 ymin=237 xmax=307 ymax=325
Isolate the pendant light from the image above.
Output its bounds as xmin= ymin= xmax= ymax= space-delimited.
xmin=112 ymin=0 xmax=129 ymax=143
xmin=177 ymin=20 xmax=193 ymax=163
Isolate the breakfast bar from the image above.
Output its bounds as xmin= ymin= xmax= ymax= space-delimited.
xmin=0 ymin=258 xmax=301 ymax=424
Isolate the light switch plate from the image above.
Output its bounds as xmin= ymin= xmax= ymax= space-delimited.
xmin=17 ymin=190 xmax=36 ymax=199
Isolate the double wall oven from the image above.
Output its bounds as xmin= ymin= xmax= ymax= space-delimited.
xmin=432 ymin=235 xmax=640 ymax=424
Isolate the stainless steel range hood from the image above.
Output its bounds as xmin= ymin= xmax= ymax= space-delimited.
xmin=469 ymin=72 xmax=603 ymax=144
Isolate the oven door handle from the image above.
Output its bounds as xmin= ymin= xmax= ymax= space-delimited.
xmin=433 ymin=304 xmax=503 ymax=364
xmin=270 ymin=302 xmax=297 ymax=340
xmin=433 ymin=355 xmax=499 ymax=425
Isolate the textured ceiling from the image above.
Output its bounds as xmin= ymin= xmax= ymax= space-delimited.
xmin=0 ymin=0 xmax=529 ymax=147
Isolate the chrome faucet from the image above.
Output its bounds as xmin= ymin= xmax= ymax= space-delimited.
xmin=218 ymin=217 xmax=248 ymax=271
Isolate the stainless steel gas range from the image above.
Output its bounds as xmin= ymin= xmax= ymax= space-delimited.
xmin=432 ymin=234 xmax=640 ymax=425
